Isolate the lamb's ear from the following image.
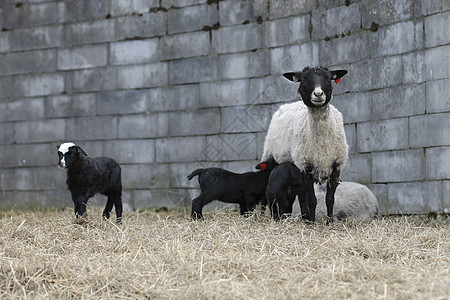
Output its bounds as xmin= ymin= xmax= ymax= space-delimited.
xmin=255 ymin=162 xmax=266 ymax=170
xmin=330 ymin=70 xmax=348 ymax=80
xmin=283 ymin=72 xmax=303 ymax=83
xmin=75 ymin=146 xmax=88 ymax=156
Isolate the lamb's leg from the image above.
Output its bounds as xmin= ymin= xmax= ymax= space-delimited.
xmin=103 ymin=196 xmax=114 ymax=220
xmin=114 ymin=194 xmax=123 ymax=224
xmin=297 ymin=193 xmax=310 ymax=220
xmin=191 ymin=194 xmax=210 ymax=220
xmin=325 ymin=163 xmax=340 ymax=224
xmin=305 ymin=181 xmax=317 ymax=223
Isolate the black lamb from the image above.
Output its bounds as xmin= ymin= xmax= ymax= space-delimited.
xmin=187 ymin=157 xmax=278 ymax=220
xmin=266 ymin=162 xmax=315 ymax=221
xmin=57 ymin=142 xmax=123 ymax=223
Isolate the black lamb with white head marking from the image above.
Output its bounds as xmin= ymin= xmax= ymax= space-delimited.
xmin=262 ymin=66 xmax=349 ymax=224
xmin=57 ymin=142 xmax=123 ymax=223
xmin=187 ymin=157 xmax=279 ymax=220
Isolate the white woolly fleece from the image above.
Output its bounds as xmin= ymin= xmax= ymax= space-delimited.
xmin=262 ymin=101 xmax=348 ymax=182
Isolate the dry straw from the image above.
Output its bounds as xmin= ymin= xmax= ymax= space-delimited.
xmin=0 ymin=207 xmax=449 ymax=299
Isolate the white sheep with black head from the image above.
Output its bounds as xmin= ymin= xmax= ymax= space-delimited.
xmin=262 ymin=66 xmax=348 ymax=223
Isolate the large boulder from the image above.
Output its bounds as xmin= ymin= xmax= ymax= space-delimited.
xmin=292 ymin=181 xmax=378 ymax=221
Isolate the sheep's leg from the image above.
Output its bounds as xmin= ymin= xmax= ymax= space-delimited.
xmin=191 ymin=195 xmax=209 ymax=220
xmin=114 ymin=194 xmax=123 ymax=224
xmin=297 ymin=193 xmax=310 ymax=220
xmin=103 ymin=196 xmax=114 ymax=220
xmin=306 ymin=182 xmax=317 ymax=223
xmin=325 ymin=164 xmax=340 ymax=224
xmin=260 ymin=195 xmax=268 ymax=215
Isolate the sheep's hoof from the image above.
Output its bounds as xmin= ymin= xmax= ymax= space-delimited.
xmin=191 ymin=212 xmax=204 ymax=221
xmin=326 ymin=216 xmax=334 ymax=225
xmin=75 ymin=214 xmax=88 ymax=225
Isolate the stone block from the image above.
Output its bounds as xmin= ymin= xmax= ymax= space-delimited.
xmin=69 ymin=67 xmax=116 ymax=92
xmin=444 ymin=181 xmax=450 ymax=213
xmin=0 ymin=49 xmax=56 ymax=75
xmin=163 ymin=0 xmax=205 ymax=8
xmin=0 ymin=143 xmax=52 ymax=168
xmin=213 ymin=24 xmax=261 ymax=54
xmin=370 ymin=21 xmax=423 ymax=57
xmin=5 ymin=98 xmax=45 ymax=121
xmin=169 ymin=57 xmax=217 ymax=84
xmin=96 ymin=90 xmax=149 ymax=115
xmin=63 ymin=0 xmax=110 ymax=22
xmin=0 ymin=123 xmax=14 ymax=145
xmin=340 ymin=153 xmax=371 ymax=183
xmin=425 ymin=11 xmax=450 ymax=48
xmin=320 ymin=34 xmax=369 ymax=66
xmin=168 ymin=4 xmax=218 ymax=34
xmin=0 ymin=76 xmax=13 ymax=99
xmin=118 ymin=113 xmax=169 ymax=138
xmin=117 ymin=63 xmax=167 ymax=89
xmin=333 ymin=92 xmax=371 ymax=124
xmin=269 ymin=0 xmax=315 ymax=19
xmin=104 ymin=140 xmax=155 ymax=164
xmin=66 ymin=116 xmax=118 ymax=141
xmin=148 ymin=84 xmax=200 ymax=112
xmin=426 ymin=147 xmax=450 ymax=180
xmin=160 ymin=31 xmax=210 ymax=60
xmin=111 ymin=0 xmax=158 ymax=16
xmin=64 ymin=19 xmax=115 ymax=47
xmin=115 ymin=12 xmax=166 ymax=40
xmin=387 ymin=181 xmax=442 ymax=214
xmin=368 ymin=184 xmax=388 ymax=214
xmin=253 ymin=0 xmax=269 ymax=20
xmin=344 ymin=124 xmax=356 ymax=154
xmin=361 ymin=0 xmax=413 ymax=27
xmin=219 ymin=0 xmax=255 ymax=26
xmin=199 ymin=79 xmax=249 ymax=107
xmin=312 ymin=3 xmax=360 ymax=40
xmin=14 ymin=167 xmax=65 ymax=191
xmin=221 ymin=105 xmax=272 ymax=133
xmin=402 ymin=52 xmax=427 ymax=84
xmin=155 ymin=136 xmax=207 ymax=163
xmin=426 ymin=78 xmax=450 ymax=113
xmin=121 ymin=164 xmax=170 ymax=189
xmin=263 ymin=15 xmax=310 ymax=48
xmin=168 ymin=109 xmax=221 ymax=136
xmin=110 ymin=39 xmax=159 ymax=65
xmin=58 ymin=45 xmax=107 ymax=70
xmin=372 ymin=150 xmax=425 ymax=183
xmin=14 ymin=73 xmax=65 ymax=97
xmin=371 ymin=84 xmax=426 ymax=119
xmin=46 ymin=94 xmax=96 ymax=118
xmin=415 ymin=0 xmax=450 ymax=17
xmin=425 ymin=45 xmax=450 ymax=81
xmin=219 ymin=51 xmax=269 ymax=80
xmin=0 ymin=32 xmax=10 ymax=53
xmin=357 ymin=118 xmax=409 ymax=152
xmin=3 ymin=2 xmax=57 ymax=29
xmin=410 ymin=113 xmax=450 ymax=147
xmin=10 ymin=25 xmax=62 ymax=51
xmin=249 ymin=75 xmax=300 ymax=104
xmin=205 ymin=133 xmax=258 ymax=161
xmin=270 ymin=42 xmax=319 ymax=75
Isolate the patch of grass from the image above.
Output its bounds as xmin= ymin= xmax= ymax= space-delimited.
xmin=0 ymin=209 xmax=449 ymax=299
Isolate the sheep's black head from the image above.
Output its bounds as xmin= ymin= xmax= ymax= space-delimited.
xmin=255 ymin=157 xmax=279 ymax=172
xmin=57 ymin=142 xmax=87 ymax=169
xmin=283 ymin=66 xmax=348 ymax=108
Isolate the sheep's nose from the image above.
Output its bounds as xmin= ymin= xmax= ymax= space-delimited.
xmin=314 ymin=91 xmax=324 ymax=97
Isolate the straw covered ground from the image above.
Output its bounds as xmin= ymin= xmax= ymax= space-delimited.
xmin=0 ymin=207 xmax=449 ymax=299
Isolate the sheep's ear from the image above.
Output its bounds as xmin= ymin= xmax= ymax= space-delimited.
xmin=255 ymin=162 xmax=265 ymax=170
xmin=283 ymin=72 xmax=303 ymax=83
xmin=330 ymin=70 xmax=348 ymax=80
xmin=75 ymin=146 xmax=88 ymax=156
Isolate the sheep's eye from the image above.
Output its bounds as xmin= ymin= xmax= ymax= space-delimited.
xmin=300 ymin=79 xmax=305 ymax=83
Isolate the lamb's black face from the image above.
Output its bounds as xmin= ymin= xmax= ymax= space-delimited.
xmin=57 ymin=142 xmax=78 ymax=169
xmin=283 ymin=67 xmax=348 ymax=108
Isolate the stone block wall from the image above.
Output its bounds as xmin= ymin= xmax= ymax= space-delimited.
xmin=0 ymin=0 xmax=448 ymax=214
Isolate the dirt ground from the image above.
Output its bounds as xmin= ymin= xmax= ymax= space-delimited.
xmin=0 ymin=207 xmax=449 ymax=299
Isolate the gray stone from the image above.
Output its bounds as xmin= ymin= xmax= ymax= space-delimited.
xmin=168 ymin=109 xmax=221 ymax=136
xmin=221 ymin=105 xmax=272 ymax=133
xmin=110 ymin=39 xmax=159 ymax=65
xmin=169 ymin=57 xmax=218 ymax=84
xmin=444 ymin=181 xmax=450 ymax=213
xmin=0 ymin=144 xmax=52 ymax=168
xmin=312 ymin=3 xmax=361 ymax=40
xmin=402 ymin=52 xmax=427 ymax=84
xmin=148 ymin=85 xmax=201 ymax=112
xmin=424 ymin=45 xmax=450 ymax=81
xmin=121 ymin=164 xmax=170 ymax=189
xmin=168 ymin=4 xmax=218 ymax=34
xmin=333 ymin=92 xmax=371 ymax=124
xmin=63 ymin=0 xmax=111 ymax=22
xmin=96 ymin=90 xmax=149 ymax=115
xmin=104 ymin=140 xmax=155 ymax=164
xmin=320 ymin=34 xmax=370 ymax=66
xmin=66 ymin=116 xmax=118 ymax=141
xmin=270 ymin=42 xmax=319 ymax=75
xmin=387 ymin=181 xmax=442 ymax=214
xmin=0 ymin=49 xmax=56 ymax=76
xmin=341 ymin=154 xmax=371 ymax=183
xmin=46 ymin=94 xmax=96 ymax=118
xmin=263 ymin=15 xmax=310 ymax=48
xmin=10 ymin=25 xmax=62 ymax=51
xmin=58 ymin=45 xmax=107 ymax=70
xmin=410 ymin=113 xmax=450 ymax=147
xmin=111 ymin=0 xmax=158 ymax=16
xmin=118 ymin=63 xmax=168 ymax=89
xmin=361 ymin=0 xmax=413 ymax=27
xmin=155 ymin=136 xmax=207 ymax=163
xmin=69 ymin=67 xmax=116 ymax=92
xmin=199 ymin=79 xmax=249 ymax=107
xmin=357 ymin=118 xmax=409 ymax=152
xmin=0 ymin=122 xmax=14 ymax=145
xmin=372 ymin=150 xmax=425 ymax=183
xmin=415 ymin=0 xmax=450 ymax=17
xmin=371 ymin=83 xmax=426 ymax=119
xmin=426 ymin=78 xmax=450 ymax=113
xmin=14 ymin=73 xmax=65 ymax=97
xmin=219 ymin=0 xmax=255 ymax=26
xmin=3 ymin=2 xmax=57 ymax=28
xmin=425 ymin=11 xmax=450 ymax=48
xmin=269 ymin=0 xmax=315 ymax=18
xmin=64 ymin=19 xmax=115 ymax=47
xmin=14 ymin=167 xmax=65 ymax=191
xmin=205 ymin=133 xmax=258 ymax=161
xmin=118 ymin=113 xmax=169 ymax=139
xmin=161 ymin=31 xmax=210 ymax=60
xmin=219 ymin=51 xmax=270 ymax=80
xmin=213 ymin=24 xmax=261 ymax=54
xmin=344 ymin=124 xmax=356 ymax=154
xmin=426 ymin=147 xmax=450 ymax=180
xmin=368 ymin=183 xmax=388 ymax=214
xmin=5 ymin=98 xmax=45 ymax=121
xmin=115 ymin=12 xmax=166 ymax=40
xmin=249 ymin=76 xmax=298 ymax=104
